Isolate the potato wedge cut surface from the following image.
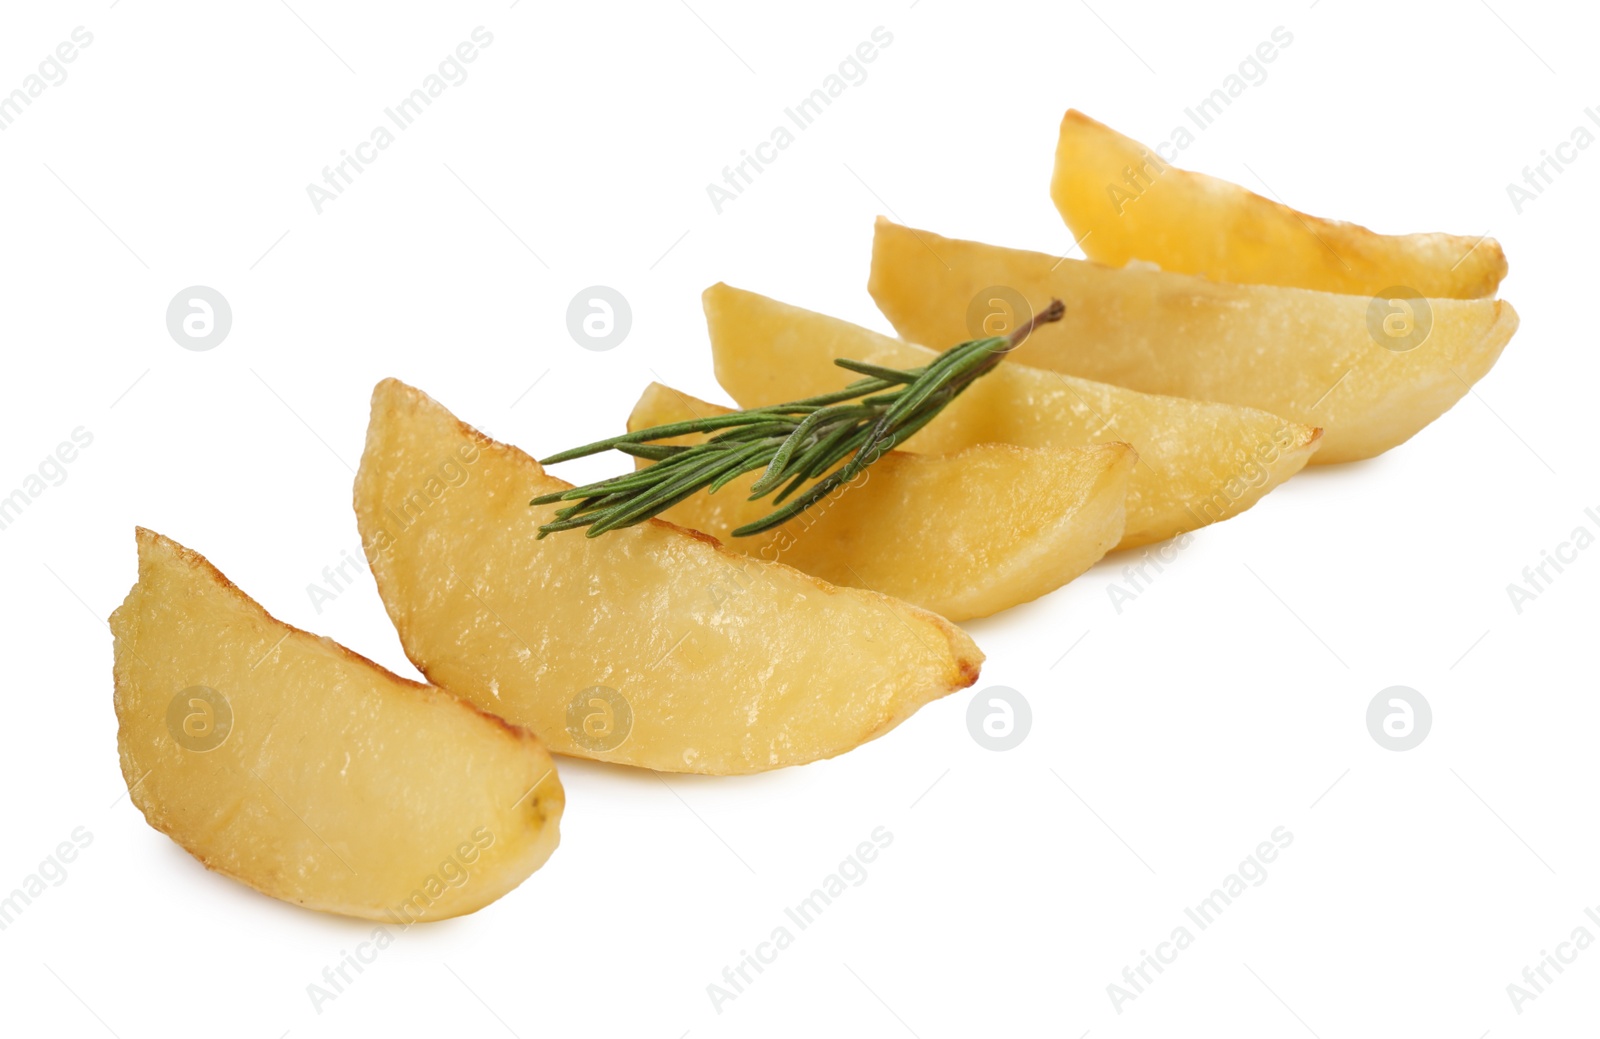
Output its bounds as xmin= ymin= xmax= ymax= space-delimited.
xmin=868 ymin=220 xmax=1518 ymax=463
xmin=1050 ymin=109 xmax=1507 ymax=299
xmin=628 ymin=383 xmax=1134 ymax=620
xmin=111 ymin=528 xmax=562 ymax=923
xmin=354 ymin=379 xmax=982 ymax=775
xmin=706 ymin=283 xmax=1319 ymax=546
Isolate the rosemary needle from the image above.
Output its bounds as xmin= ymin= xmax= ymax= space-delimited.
xmin=531 ymin=298 xmax=1065 ymax=538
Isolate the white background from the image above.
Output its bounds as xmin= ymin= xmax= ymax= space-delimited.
xmin=0 ymin=0 xmax=1593 ymax=1036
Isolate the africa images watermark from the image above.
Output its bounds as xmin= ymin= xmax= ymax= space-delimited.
xmin=1504 ymin=902 xmax=1600 ymax=1015
xmin=1105 ymin=531 xmax=1195 ymax=615
xmin=1504 ymin=108 xmax=1600 ymax=215
xmin=305 ymin=26 xmax=495 ymax=214
xmin=360 ymin=431 xmax=491 ymax=565
xmin=0 ymin=26 xmax=94 ymax=132
xmin=1505 ymin=503 xmax=1600 ymax=614
xmin=1107 ymin=826 xmax=1294 ymax=1014
xmin=305 ymin=546 xmax=367 ymax=615
xmin=0 ymin=426 xmax=94 ymax=535
xmin=305 ymin=825 xmax=498 ymax=1014
xmin=0 ymin=827 xmax=94 ymax=932
xmin=1104 ymin=422 xmax=1304 ymax=614
xmin=706 ymin=826 xmax=895 ymax=1014
xmin=1105 ymin=25 xmax=1294 ymax=215
xmin=705 ymin=26 xmax=894 ymax=214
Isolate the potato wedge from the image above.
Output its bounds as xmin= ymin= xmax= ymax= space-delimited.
xmin=627 ymin=382 xmax=1135 ymax=620
xmin=868 ymin=219 xmax=1519 ymax=463
xmin=111 ymin=528 xmax=562 ymax=922
xmin=354 ymin=379 xmax=982 ymax=775
xmin=706 ymin=283 xmax=1320 ymax=546
xmin=1051 ymin=109 xmax=1507 ymax=299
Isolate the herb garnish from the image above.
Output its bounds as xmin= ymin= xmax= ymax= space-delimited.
xmin=532 ymin=299 xmax=1064 ymax=538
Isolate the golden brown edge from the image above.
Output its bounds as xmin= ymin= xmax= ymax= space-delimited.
xmin=118 ymin=526 xmax=555 ymax=753
xmin=112 ymin=528 xmax=563 ymax=917
xmin=1055 ymin=109 xmax=1508 ymax=294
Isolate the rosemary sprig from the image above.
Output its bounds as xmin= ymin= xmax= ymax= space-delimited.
xmin=531 ymin=299 xmax=1065 ymax=538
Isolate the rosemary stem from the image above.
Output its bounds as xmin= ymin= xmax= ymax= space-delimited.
xmin=531 ymin=298 xmax=1065 ymax=538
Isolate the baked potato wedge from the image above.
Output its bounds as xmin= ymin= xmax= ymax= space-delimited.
xmin=111 ymin=528 xmax=563 ymax=922
xmin=353 ymin=379 xmax=983 ymax=775
xmin=627 ymin=382 xmax=1135 ymax=620
xmin=705 ymin=283 xmax=1320 ymax=546
xmin=1050 ymin=109 xmax=1507 ymax=299
xmin=868 ymin=219 xmax=1518 ymax=463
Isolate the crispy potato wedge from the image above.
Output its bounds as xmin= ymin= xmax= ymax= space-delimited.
xmin=111 ymin=528 xmax=563 ymax=922
xmin=706 ymin=283 xmax=1320 ymax=546
xmin=627 ymin=382 xmax=1135 ymax=620
xmin=354 ymin=379 xmax=982 ymax=775
xmin=868 ymin=219 xmax=1519 ymax=463
xmin=1050 ymin=109 xmax=1507 ymax=299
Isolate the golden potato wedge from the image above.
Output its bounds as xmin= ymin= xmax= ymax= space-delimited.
xmin=354 ymin=379 xmax=982 ymax=775
xmin=111 ymin=528 xmax=562 ymax=923
xmin=706 ymin=283 xmax=1320 ymax=546
xmin=868 ymin=219 xmax=1519 ymax=463
xmin=1051 ymin=109 xmax=1507 ymax=299
xmin=627 ymin=382 xmax=1135 ymax=620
